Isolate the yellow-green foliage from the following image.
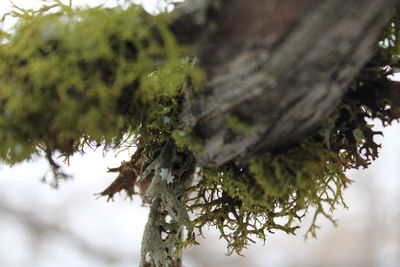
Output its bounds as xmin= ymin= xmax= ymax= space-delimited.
xmin=188 ymin=142 xmax=351 ymax=254
xmin=0 ymin=2 xmax=203 ymax=164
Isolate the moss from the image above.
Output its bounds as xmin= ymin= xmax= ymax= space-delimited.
xmin=0 ymin=2 xmax=203 ymax=169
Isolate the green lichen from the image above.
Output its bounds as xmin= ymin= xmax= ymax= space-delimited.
xmin=186 ymin=142 xmax=350 ymax=254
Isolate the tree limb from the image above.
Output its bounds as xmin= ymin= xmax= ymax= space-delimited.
xmin=175 ymin=0 xmax=400 ymax=167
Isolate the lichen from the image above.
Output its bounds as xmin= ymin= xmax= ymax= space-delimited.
xmin=138 ymin=141 xmax=196 ymax=267
xmin=185 ymin=142 xmax=350 ymax=254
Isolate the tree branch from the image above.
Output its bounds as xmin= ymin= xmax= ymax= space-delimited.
xmin=175 ymin=0 xmax=400 ymax=167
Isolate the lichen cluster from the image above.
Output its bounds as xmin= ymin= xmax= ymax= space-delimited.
xmin=186 ymin=143 xmax=350 ymax=254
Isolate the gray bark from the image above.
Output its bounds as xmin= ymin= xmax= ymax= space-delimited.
xmin=175 ymin=0 xmax=400 ymax=167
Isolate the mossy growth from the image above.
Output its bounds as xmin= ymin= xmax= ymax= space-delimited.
xmin=186 ymin=142 xmax=350 ymax=254
xmin=0 ymin=1 xmax=203 ymax=171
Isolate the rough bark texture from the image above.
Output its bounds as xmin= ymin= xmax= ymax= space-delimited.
xmin=177 ymin=0 xmax=400 ymax=167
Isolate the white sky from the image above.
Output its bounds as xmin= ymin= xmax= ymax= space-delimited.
xmin=0 ymin=0 xmax=162 ymax=11
xmin=0 ymin=0 xmax=172 ymax=31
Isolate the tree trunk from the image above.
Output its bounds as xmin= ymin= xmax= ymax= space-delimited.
xmin=175 ymin=0 xmax=399 ymax=167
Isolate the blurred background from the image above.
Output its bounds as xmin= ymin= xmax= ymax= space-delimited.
xmin=0 ymin=1 xmax=400 ymax=267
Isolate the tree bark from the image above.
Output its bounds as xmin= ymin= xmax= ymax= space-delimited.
xmin=175 ymin=0 xmax=400 ymax=167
